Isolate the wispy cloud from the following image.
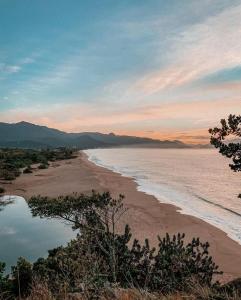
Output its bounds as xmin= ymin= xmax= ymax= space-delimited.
xmin=0 ymin=55 xmax=35 ymax=79
xmin=0 ymin=226 xmax=16 ymax=236
xmin=0 ymin=63 xmax=21 ymax=74
xmin=135 ymin=4 xmax=241 ymax=94
xmin=0 ymin=98 xmax=239 ymax=139
xmin=20 ymin=57 xmax=35 ymax=65
xmin=1 ymin=1 xmax=240 ymax=143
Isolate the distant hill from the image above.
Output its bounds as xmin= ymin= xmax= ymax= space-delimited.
xmin=0 ymin=121 xmax=191 ymax=149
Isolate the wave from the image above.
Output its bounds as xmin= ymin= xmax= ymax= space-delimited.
xmin=84 ymin=149 xmax=241 ymax=245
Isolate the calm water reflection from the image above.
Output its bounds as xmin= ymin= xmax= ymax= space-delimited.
xmin=0 ymin=196 xmax=76 ymax=273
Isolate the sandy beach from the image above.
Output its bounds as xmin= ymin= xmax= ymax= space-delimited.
xmin=4 ymin=151 xmax=241 ymax=281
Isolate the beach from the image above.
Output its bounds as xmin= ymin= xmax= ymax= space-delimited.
xmin=4 ymin=151 xmax=241 ymax=281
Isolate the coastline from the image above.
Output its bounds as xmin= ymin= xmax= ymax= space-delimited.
xmin=4 ymin=151 xmax=241 ymax=281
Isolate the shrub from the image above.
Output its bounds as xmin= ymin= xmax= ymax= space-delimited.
xmin=23 ymin=166 xmax=33 ymax=174
xmin=126 ymin=234 xmax=219 ymax=293
xmin=38 ymin=163 xmax=49 ymax=170
xmin=0 ymin=262 xmax=11 ymax=298
xmin=1 ymin=170 xmax=16 ymax=181
xmin=0 ymin=191 xmax=240 ymax=299
xmin=0 ymin=187 xmax=4 ymax=194
xmin=0 ymin=148 xmax=77 ymax=183
xmin=11 ymin=257 xmax=33 ymax=298
xmin=29 ymin=192 xmax=221 ymax=295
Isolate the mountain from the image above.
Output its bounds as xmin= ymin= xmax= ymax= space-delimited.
xmin=0 ymin=121 xmax=190 ymax=149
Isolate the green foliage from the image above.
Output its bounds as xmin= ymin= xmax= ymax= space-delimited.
xmin=29 ymin=192 xmax=221 ymax=296
xmin=0 ymin=170 xmax=17 ymax=181
xmin=0 ymin=147 xmax=77 ymax=182
xmin=0 ymin=262 xmax=6 ymax=289
xmin=0 ymin=261 xmax=11 ymax=298
xmin=1 ymin=192 xmax=241 ymax=298
xmin=38 ymin=163 xmax=49 ymax=169
xmin=23 ymin=166 xmax=33 ymax=174
xmin=11 ymin=257 xmax=33 ymax=298
xmin=209 ymin=114 xmax=241 ymax=197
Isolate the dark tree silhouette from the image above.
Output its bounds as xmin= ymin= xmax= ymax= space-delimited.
xmin=209 ymin=114 xmax=241 ymax=197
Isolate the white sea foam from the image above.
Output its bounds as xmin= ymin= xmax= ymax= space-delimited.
xmin=84 ymin=148 xmax=241 ymax=245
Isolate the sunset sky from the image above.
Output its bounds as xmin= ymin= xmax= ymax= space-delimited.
xmin=0 ymin=0 xmax=241 ymax=144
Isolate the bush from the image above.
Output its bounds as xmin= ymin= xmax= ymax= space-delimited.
xmin=29 ymin=192 xmax=221 ymax=295
xmin=38 ymin=163 xmax=49 ymax=170
xmin=23 ymin=166 xmax=33 ymax=174
xmin=1 ymin=170 xmax=16 ymax=181
xmin=11 ymin=257 xmax=33 ymax=298
xmin=0 ymin=262 xmax=11 ymax=298
xmin=1 ymin=191 xmax=240 ymax=299
xmin=13 ymin=169 xmax=21 ymax=177
xmin=0 ymin=187 xmax=5 ymax=194
xmin=0 ymin=148 xmax=77 ymax=183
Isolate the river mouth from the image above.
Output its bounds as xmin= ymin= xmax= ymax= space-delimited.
xmin=0 ymin=195 xmax=76 ymax=273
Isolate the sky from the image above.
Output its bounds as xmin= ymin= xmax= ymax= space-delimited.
xmin=0 ymin=0 xmax=241 ymax=144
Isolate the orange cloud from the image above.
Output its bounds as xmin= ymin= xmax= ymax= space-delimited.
xmin=0 ymin=98 xmax=240 ymax=144
xmin=116 ymin=128 xmax=210 ymax=144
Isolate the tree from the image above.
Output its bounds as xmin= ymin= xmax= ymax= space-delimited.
xmin=29 ymin=192 xmax=220 ymax=295
xmin=29 ymin=191 xmax=129 ymax=286
xmin=0 ymin=262 xmax=11 ymax=297
xmin=11 ymin=257 xmax=33 ymax=298
xmin=209 ymin=114 xmax=241 ymax=197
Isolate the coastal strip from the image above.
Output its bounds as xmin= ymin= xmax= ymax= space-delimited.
xmin=5 ymin=151 xmax=241 ymax=281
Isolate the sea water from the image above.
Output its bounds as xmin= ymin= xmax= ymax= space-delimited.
xmin=84 ymin=148 xmax=241 ymax=245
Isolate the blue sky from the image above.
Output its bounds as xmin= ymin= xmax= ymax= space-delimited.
xmin=0 ymin=0 xmax=241 ymax=143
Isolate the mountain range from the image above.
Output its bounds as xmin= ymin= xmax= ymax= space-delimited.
xmin=0 ymin=121 xmax=197 ymax=149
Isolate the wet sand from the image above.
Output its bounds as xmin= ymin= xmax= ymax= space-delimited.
xmin=4 ymin=152 xmax=241 ymax=281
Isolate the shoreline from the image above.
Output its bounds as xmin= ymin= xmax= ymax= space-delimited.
xmin=4 ymin=151 xmax=241 ymax=282
xmin=84 ymin=150 xmax=241 ymax=245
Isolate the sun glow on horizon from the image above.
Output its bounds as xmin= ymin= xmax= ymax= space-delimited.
xmin=0 ymin=1 xmax=240 ymax=139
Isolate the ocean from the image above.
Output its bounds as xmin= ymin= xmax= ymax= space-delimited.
xmin=84 ymin=148 xmax=241 ymax=245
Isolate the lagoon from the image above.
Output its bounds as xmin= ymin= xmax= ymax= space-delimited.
xmin=0 ymin=196 xmax=76 ymax=273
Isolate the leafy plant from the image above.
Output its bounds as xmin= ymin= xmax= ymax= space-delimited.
xmin=23 ymin=166 xmax=33 ymax=174
xmin=38 ymin=163 xmax=49 ymax=170
xmin=209 ymin=114 xmax=241 ymax=197
xmin=0 ymin=147 xmax=77 ymax=182
xmin=29 ymin=192 xmax=221 ymax=295
xmin=11 ymin=257 xmax=33 ymax=298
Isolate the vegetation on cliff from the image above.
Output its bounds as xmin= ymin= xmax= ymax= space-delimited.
xmin=0 ymin=192 xmax=240 ymax=299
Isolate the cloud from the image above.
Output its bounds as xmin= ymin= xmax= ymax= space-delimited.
xmin=0 ymin=55 xmax=35 ymax=83
xmin=12 ymin=53 xmax=83 ymax=98
xmin=0 ymin=63 xmax=21 ymax=74
xmin=20 ymin=57 xmax=35 ymax=64
xmin=135 ymin=4 xmax=241 ymax=94
xmin=0 ymin=97 xmax=239 ymax=143
xmin=1 ymin=1 xmax=240 ymax=144
xmin=0 ymin=227 xmax=16 ymax=236
xmin=205 ymin=81 xmax=241 ymax=91
xmin=118 ymin=128 xmax=211 ymax=144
